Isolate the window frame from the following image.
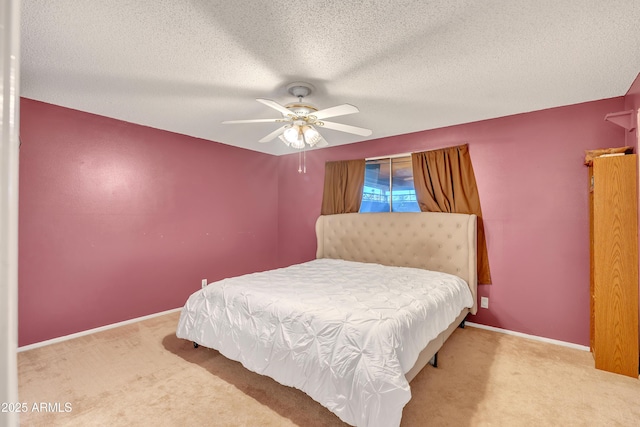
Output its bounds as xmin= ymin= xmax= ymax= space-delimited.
xmin=360 ymin=154 xmax=420 ymax=213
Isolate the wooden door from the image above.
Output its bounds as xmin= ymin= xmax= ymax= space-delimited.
xmin=592 ymin=154 xmax=639 ymax=377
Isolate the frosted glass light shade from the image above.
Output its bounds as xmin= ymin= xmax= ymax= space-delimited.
xmin=283 ymin=126 xmax=300 ymax=144
xmin=278 ymin=135 xmax=290 ymax=146
xmin=290 ymin=134 xmax=305 ymax=149
xmin=281 ymin=124 xmax=321 ymax=149
xmin=302 ymin=126 xmax=321 ymax=146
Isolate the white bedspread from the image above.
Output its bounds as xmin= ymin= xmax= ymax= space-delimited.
xmin=176 ymin=258 xmax=473 ymax=427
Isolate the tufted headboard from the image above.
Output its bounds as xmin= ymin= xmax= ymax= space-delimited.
xmin=315 ymin=212 xmax=478 ymax=314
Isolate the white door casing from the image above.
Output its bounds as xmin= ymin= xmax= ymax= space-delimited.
xmin=0 ymin=0 xmax=20 ymax=426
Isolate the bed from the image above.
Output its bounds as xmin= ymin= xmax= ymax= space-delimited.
xmin=176 ymin=211 xmax=478 ymax=427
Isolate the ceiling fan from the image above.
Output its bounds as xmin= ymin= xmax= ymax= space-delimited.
xmin=222 ymin=82 xmax=372 ymax=149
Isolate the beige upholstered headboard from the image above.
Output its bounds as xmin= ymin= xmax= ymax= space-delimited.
xmin=315 ymin=212 xmax=478 ymax=314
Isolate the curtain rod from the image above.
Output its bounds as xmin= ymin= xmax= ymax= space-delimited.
xmin=365 ymin=143 xmax=469 ymax=161
xmin=365 ymin=152 xmax=412 ymax=161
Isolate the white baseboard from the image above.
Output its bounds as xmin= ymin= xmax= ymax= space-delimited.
xmin=465 ymin=322 xmax=590 ymax=352
xmin=18 ymin=307 xmax=183 ymax=352
xmin=18 ymin=310 xmax=590 ymax=354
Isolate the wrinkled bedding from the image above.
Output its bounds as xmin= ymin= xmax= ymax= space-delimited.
xmin=176 ymin=258 xmax=473 ymax=427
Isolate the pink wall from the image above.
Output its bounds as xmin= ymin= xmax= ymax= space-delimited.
xmin=19 ymin=99 xmax=280 ymax=346
xmin=20 ymin=94 xmax=634 ymax=348
xmin=277 ymin=97 xmax=627 ymax=346
xmin=624 ymin=72 xmax=640 ymax=149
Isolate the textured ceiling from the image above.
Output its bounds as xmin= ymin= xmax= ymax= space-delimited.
xmin=20 ymin=1 xmax=640 ymax=156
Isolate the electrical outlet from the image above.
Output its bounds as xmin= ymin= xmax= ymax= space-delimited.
xmin=480 ymin=296 xmax=489 ymax=309
xmin=201 ymin=279 xmax=208 ymax=289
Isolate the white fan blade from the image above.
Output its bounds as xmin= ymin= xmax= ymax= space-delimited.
xmin=318 ymin=120 xmax=372 ymax=136
xmin=259 ymin=125 xmax=288 ymax=143
xmin=256 ymin=98 xmax=294 ymax=117
xmin=312 ymin=104 xmax=359 ymax=120
xmin=222 ymin=118 xmax=282 ymax=124
xmin=314 ymin=135 xmax=329 ymax=148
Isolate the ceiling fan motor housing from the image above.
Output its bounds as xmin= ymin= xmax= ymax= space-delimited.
xmin=284 ymin=104 xmax=318 ymax=117
xmin=284 ymin=82 xmax=318 ymax=117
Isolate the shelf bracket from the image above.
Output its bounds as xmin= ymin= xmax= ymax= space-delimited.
xmin=604 ymin=110 xmax=636 ymax=131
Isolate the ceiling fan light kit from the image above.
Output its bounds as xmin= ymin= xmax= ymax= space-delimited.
xmin=280 ymin=124 xmax=322 ymax=149
xmin=222 ymin=81 xmax=372 ymax=152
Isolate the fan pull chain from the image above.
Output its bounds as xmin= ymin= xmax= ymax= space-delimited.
xmin=297 ymin=149 xmax=307 ymax=174
xmin=299 ymin=129 xmax=308 ymax=174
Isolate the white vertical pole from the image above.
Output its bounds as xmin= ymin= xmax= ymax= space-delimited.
xmin=0 ymin=0 xmax=20 ymax=426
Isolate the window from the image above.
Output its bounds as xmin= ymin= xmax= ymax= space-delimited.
xmin=359 ymin=156 xmax=420 ymax=213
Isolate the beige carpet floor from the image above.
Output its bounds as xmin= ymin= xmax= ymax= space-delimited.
xmin=18 ymin=311 xmax=640 ymax=426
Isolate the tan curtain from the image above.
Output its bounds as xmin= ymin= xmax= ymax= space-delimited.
xmin=411 ymin=144 xmax=492 ymax=284
xmin=320 ymin=159 xmax=365 ymax=215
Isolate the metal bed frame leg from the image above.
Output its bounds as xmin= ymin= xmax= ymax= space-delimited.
xmin=429 ymin=352 xmax=438 ymax=368
xmin=428 ymin=316 xmax=467 ymax=369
